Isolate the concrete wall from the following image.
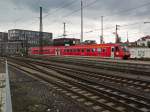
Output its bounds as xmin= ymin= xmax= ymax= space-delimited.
xmin=129 ymin=47 xmax=150 ymax=58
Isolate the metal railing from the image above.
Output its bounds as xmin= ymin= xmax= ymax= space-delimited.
xmin=0 ymin=60 xmax=12 ymax=112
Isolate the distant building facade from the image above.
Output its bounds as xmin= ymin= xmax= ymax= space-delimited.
xmin=0 ymin=32 xmax=8 ymax=42
xmin=8 ymin=29 xmax=53 ymax=47
xmin=53 ymin=38 xmax=80 ymax=46
xmin=0 ymin=32 xmax=8 ymax=56
xmin=136 ymin=35 xmax=150 ymax=47
xmin=0 ymin=41 xmax=22 ymax=56
xmin=0 ymin=29 xmax=53 ymax=56
xmin=0 ymin=42 xmax=5 ymax=56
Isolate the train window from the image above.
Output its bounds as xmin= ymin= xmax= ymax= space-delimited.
xmin=82 ymin=49 xmax=84 ymax=52
xmin=70 ymin=49 xmax=72 ymax=52
xmin=77 ymin=49 xmax=80 ymax=52
xmin=34 ymin=50 xmax=38 ymax=52
xmin=87 ymin=49 xmax=90 ymax=52
xmin=74 ymin=49 xmax=76 ymax=52
xmin=112 ymin=48 xmax=115 ymax=52
xmin=115 ymin=47 xmax=119 ymax=51
xmin=103 ymin=48 xmax=106 ymax=52
xmin=92 ymin=48 xmax=96 ymax=52
xmin=97 ymin=48 xmax=101 ymax=52
xmin=44 ymin=50 xmax=49 ymax=52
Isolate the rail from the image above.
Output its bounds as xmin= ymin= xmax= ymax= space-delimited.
xmin=8 ymin=58 xmax=150 ymax=112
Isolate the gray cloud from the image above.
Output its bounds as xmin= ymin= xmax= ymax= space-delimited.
xmin=10 ymin=0 xmax=150 ymax=21
xmin=1 ymin=0 xmax=150 ymax=42
xmin=11 ymin=0 xmax=79 ymax=13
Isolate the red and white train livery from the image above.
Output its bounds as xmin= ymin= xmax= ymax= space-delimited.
xmin=29 ymin=44 xmax=130 ymax=59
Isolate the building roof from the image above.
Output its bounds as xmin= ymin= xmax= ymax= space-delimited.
xmin=54 ymin=38 xmax=80 ymax=41
xmin=8 ymin=29 xmax=52 ymax=34
xmin=137 ymin=35 xmax=150 ymax=41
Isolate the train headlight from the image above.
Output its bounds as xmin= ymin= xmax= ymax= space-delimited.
xmin=116 ymin=52 xmax=119 ymax=55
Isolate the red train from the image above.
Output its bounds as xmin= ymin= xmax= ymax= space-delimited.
xmin=29 ymin=44 xmax=130 ymax=59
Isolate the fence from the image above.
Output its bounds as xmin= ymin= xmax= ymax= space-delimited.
xmin=0 ymin=60 xmax=12 ymax=112
xmin=129 ymin=47 xmax=150 ymax=59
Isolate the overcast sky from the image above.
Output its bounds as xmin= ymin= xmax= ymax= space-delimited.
xmin=1 ymin=0 xmax=150 ymax=43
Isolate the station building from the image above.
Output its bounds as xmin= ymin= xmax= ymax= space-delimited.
xmin=0 ymin=32 xmax=8 ymax=56
xmin=0 ymin=32 xmax=8 ymax=42
xmin=8 ymin=29 xmax=53 ymax=47
xmin=53 ymin=38 xmax=80 ymax=46
xmin=136 ymin=35 xmax=150 ymax=47
xmin=1 ymin=29 xmax=53 ymax=56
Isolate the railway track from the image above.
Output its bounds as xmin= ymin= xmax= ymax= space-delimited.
xmin=8 ymin=57 xmax=150 ymax=112
xmin=33 ymin=56 xmax=150 ymax=76
xmin=10 ymin=57 xmax=150 ymax=93
xmin=32 ymin=62 xmax=150 ymax=93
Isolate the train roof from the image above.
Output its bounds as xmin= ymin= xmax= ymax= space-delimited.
xmin=30 ymin=43 xmax=123 ymax=50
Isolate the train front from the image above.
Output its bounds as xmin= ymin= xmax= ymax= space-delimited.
xmin=120 ymin=46 xmax=130 ymax=59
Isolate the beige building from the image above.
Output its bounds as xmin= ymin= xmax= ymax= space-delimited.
xmin=136 ymin=36 xmax=150 ymax=47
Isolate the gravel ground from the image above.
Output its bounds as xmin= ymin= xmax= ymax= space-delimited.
xmin=9 ymin=66 xmax=89 ymax=112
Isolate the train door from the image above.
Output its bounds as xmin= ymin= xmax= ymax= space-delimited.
xmin=58 ymin=49 xmax=61 ymax=55
xmin=55 ymin=48 xmax=61 ymax=56
xmin=111 ymin=47 xmax=115 ymax=59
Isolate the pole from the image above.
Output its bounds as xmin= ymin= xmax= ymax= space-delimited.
xmin=127 ymin=32 xmax=129 ymax=43
xmin=63 ymin=22 xmax=66 ymax=38
xmin=39 ymin=7 xmax=43 ymax=55
xmin=101 ymin=16 xmax=103 ymax=44
xmin=25 ymin=33 xmax=28 ymax=56
xmin=81 ymin=0 xmax=83 ymax=43
xmin=115 ymin=25 xmax=119 ymax=43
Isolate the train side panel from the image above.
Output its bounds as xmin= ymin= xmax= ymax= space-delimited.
xmin=29 ymin=44 xmax=130 ymax=59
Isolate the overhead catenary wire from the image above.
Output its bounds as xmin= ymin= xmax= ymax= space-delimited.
xmin=13 ymin=0 xmax=150 ymax=41
xmin=16 ymin=0 xmax=149 ymax=28
xmin=43 ymin=0 xmax=100 ymax=28
xmin=16 ymin=0 xmax=78 ymax=29
xmin=54 ymin=19 xmax=150 ymax=39
xmin=43 ymin=0 xmax=78 ymax=18
xmin=46 ymin=0 xmax=150 ymax=26
xmin=16 ymin=0 xmax=150 ymax=27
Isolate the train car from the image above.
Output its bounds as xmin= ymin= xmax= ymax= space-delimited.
xmin=29 ymin=44 xmax=130 ymax=59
